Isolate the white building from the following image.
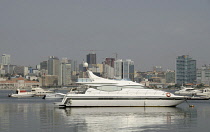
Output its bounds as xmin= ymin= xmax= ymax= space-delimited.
xmin=1 ymin=54 xmax=11 ymax=65
xmin=114 ymin=59 xmax=123 ymax=79
xmin=197 ymin=65 xmax=210 ymax=86
xmin=59 ymin=61 xmax=71 ymax=86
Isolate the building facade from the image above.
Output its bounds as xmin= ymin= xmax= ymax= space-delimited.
xmin=40 ymin=61 xmax=48 ymax=70
xmin=197 ymin=65 xmax=210 ymax=86
xmin=47 ymin=56 xmax=59 ymax=76
xmin=165 ymin=70 xmax=175 ymax=83
xmin=87 ymin=53 xmax=96 ymax=65
xmin=123 ymin=59 xmax=134 ymax=81
xmin=59 ymin=59 xmax=71 ymax=86
xmin=176 ymin=55 xmax=196 ymax=85
xmin=1 ymin=54 xmax=11 ymax=65
xmin=114 ymin=59 xmax=134 ymax=81
xmin=114 ymin=59 xmax=123 ymax=79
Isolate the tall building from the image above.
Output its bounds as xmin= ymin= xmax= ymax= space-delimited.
xmin=59 ymin=61 xmax=71 ymax=86
xmin=114 ymin=59 xmax=123 ymax=79
xmin=176 ymin=55 xmax=196 ymax=85
xmin=103 ymin=58 xmax=115 ymax=79
xmin=86 ymin=53 xmax=96 ymax=65
xmin=114 ymin=59 xmax=134 ymax=81
xmin=47 ymin=56 xmax=59 ymax=76
xmin=69 ymin=60 xmax=78 ymax=73
xmin=197 ymin=65 xmax=210 ymax=86
xmin=104 ymin=58 xmax=115 ymax=68
xmin=1 ymin=54 xmax=11 ymax=65
xmin=40 ymin=61 xmax=48 ymax=70
xmin=165 ymin=70 xmax=175 ymax=83
xmin=123 ymin=59 xmax=134 ymax=81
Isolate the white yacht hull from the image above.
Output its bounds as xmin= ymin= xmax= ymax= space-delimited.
xmin=62 ymin=99 xmax=184 ymax=107
xmin=57 ymin=94 xmax=185 ymax=107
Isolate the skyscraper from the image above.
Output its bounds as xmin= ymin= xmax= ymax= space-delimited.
xmin=86 ymin=53 xmax=96 ymax=65
xmin=114 ymin=59 xmax=134 ymax=81
xmin=40 ymin=61 xmax=48 ymax=70
xmin=197 ymin=65 xmax=210 ymax=86
xmin=123 ymin=59 xmax=134 ymax=81
xmin=114 ymin=59 xmax=123 ymax=79
xmin=47 ymin=56 xmax=59 ymax=76
xmin=104 ymin=58 xmax=115 ymax=67
xmin=59 ymin=60 xmax=71 ymax=86
xmin=176 ymin=55 xmax=196 ymax=85
xmin=1 ymin=54 xmax=11 ymax=65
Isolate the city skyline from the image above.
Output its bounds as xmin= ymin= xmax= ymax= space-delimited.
xmin=0 ymin=53 xmax=209 ymax=72
xmin=0 ymin=0 xmax=210 ymax=71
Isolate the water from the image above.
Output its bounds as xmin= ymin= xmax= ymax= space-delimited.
xmin=0 ymin=90 xmax=210 ymax=132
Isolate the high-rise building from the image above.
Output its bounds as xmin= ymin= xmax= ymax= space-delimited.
xmin=1 ymin=54 xmax=11 ymax=65
xmin=176 ymin=55 xmax=196 ymax=85
xmin=87 ymin=53 xmax=96 ymax=65
xmin=123 ymin=59 xmax=134 ymax=81
xmin=40 ymin=61 xmax=48 ymax=70
xmin=47 ymin=56 xmax=59 ymax=76
xmin=103 ymin=58 xmax=115 ymax=79
xmin=165 ymin=70 xmax=175 ymax=83
xmin=59 ymin=61 xmax=71 ymax=86
xmin=114 ymin=59 xmax=134 ymax=81
xmin=114 ymin=59 xmax=123 ymax=79
xmin=197 ymin=65 xmax=210 ymax=86
xmin=104 ymin=58 xmax=115 ymax=68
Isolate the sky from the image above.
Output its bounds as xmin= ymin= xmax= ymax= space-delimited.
xmin=0 ymin=0 xmax=210 ymax=71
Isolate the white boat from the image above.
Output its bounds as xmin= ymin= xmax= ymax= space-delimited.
xmin=196 ymin=88 xmax=210 ymax=97
xmin=43 ymin=93 xmax=66 ymax=99
xmin=8 ymin=89 xmax=36 ymax=98
xmin=55 ymin=68 xmax=186 ymax=107
xmin=175 ymin=86 xmax=201 ymax=96
xmin=31 ymin=87 xmax=54 ymax=96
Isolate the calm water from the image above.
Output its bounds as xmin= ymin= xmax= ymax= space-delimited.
xmin=0 ymin=90 xmax=210 ymax=132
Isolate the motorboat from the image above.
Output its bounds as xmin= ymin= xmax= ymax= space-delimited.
xmin=31 ymin=87 xmax=54 ymax=96
xmin=175 ymin=86 xmax=201 ymax=96
xmin=43 ymin=93 xmax=66 ymax=99
xmin=196 ymin=88 xmax=210 ymax=97
xmin=8 ymin=89 xmax=36 ymax=98
xmin=55 ymin=68 xmax=186 ymax=107
xmin=43 ymin=88 xmax=86 ymax=99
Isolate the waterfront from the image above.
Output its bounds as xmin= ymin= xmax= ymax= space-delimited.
xmin=0 ymin=90 xmax=210 ymax=132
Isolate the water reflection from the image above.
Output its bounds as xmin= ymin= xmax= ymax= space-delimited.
xmin=55 ymin=107 xmax=197 ymax=132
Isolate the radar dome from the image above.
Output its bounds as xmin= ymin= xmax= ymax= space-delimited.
xmin=83 ymin=62 xmax=88 ymax=67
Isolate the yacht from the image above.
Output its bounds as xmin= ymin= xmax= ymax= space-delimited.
xmin=175 ymin=86 xmax=201 ymax=96
xmin=55 ymin=67 xmax=186 ymax=107
xmin=8 ymin=89 xmax=36 ymax=98
xmin=196 ymin=88 xmax=210 ymax=97
xmin=43 ymin=93 xmax=66 ymax=99
xmin=31 ymin=87 xmax=54 ymax=96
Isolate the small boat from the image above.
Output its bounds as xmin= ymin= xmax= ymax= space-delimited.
xmin=196 ymin=88 xmax=210 ymax=97
xmin=8 ymin=89 xmax=36 ymax=98
xmin=31 ymin=87 xmax=54 ymax=96
xmin=43 ymin=93 xmax=66 ymax=99
xmin=175 ymin=86 xmax=201 ymax=96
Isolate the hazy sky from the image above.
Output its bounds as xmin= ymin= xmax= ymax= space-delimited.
xmin=0 ymin=0 xmax=210 ymax=71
